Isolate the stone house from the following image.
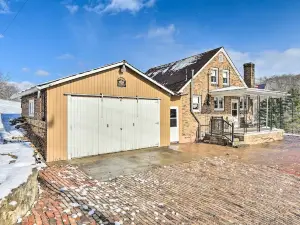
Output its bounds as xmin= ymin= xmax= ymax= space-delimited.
xmin=12 ymin=47 xmax=287 ymax=162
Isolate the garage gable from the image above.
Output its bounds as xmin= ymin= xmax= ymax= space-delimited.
xmin=46 ymin=64 xmax=172 ymax=161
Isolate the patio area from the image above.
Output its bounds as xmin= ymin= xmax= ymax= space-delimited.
xmin=20 ymin=136 xmax=300 ymax=225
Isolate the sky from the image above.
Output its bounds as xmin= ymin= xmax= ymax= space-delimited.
xmin=1 ymin=0 xmax=300 ymax=90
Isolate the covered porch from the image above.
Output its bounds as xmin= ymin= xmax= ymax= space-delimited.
xmin=207 ymin=86 xmax=289 ymax=145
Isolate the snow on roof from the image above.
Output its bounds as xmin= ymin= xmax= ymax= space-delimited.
xmin=210 ymin=86 xmax=289 ymax=98
xmin=145 ymin=47 xmax=223 ymax=92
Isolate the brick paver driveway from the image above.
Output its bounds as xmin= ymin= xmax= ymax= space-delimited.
xmin=22 ymin=141 xmax=300 ymax=225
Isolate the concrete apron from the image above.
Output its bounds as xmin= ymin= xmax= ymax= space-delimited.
xmin=67 ymin=147 xmax=201 ymax=181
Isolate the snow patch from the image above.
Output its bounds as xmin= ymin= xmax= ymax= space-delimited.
xmin=0 ymin=100 xmax=21 ymax=114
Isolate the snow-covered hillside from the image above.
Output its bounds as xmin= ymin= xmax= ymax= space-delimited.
xmin=0 ymin=99 xmax=21 ymax=114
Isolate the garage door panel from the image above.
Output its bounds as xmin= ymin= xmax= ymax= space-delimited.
xmin=68 ymin=96 xmax=160 ymax=159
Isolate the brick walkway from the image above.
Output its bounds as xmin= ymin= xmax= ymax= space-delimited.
xmin=21 ymin=157 xmax=300 ymax=225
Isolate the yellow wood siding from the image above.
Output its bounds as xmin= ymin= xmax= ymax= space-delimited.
xmin=46 ymin=67 xmax=171 ymax=162
xmin=170 ymin=96 xmax=183 ymax=142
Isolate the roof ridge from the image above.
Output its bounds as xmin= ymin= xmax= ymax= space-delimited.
xmin=146 ymin=47 xmax=223 ymax=71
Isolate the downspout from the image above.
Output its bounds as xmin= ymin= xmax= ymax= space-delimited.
xmin=190 ymin=69 xmax=201 ymax=142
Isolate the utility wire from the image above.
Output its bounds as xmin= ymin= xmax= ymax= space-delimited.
xmin=1 ymin=0 xmax=30 ymax=35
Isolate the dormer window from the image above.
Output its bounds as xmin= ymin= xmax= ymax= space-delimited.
xmin=211 ymin=68 xmax=218 ymax=84
xmin=219 ymin=54 xmax=224 ymax=62
xmin=223 ymin=70 xmax=229 ymax=86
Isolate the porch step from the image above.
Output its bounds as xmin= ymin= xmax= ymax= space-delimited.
xmin=209 ymin=135 xmax=231 ymax=146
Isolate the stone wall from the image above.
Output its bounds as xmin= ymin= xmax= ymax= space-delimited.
xmin=21 ymin=91 xmax=47 ymax=160
xmin=0 ymin=169 xmax=38 ymax=225
xmin=24 ymin=118 xmax=47 ymax=160
xmin=243 ymin=129 xmax=284 ymax=145
xmin=180 ymin=51 xmax=245 ymax=142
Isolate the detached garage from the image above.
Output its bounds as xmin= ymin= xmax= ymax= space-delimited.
xmin=14 ymin=61 xmax=177 ymax=162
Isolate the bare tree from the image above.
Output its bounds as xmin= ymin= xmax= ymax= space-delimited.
xmin=0 ymin=72 xmax=20 ymax=100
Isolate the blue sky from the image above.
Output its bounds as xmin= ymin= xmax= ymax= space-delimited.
xmin=1 ymin=0 xmax=300 ymax=90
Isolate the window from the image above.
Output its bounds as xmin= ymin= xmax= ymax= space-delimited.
xmin=29 ymin=99 xmax=34 ymax=117
xmin=240 ymin=98 xmax=247 ymax=110
xmin=211 ymin=69 xmax=218 ymax=84
xmin=223 ymin=70 xmax=229 ymax=85
xmin=193 ymin=95 xmax=201 ymax=112
xmin=170 ymin=108 xmax=177 ymax=127
xmin=219 ymin=54 xmax=224 ymax=62
xmin=214 ymin=97 xmax=224 ymax=111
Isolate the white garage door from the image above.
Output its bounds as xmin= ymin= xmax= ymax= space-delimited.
xmin=67 ymin=95 xmax=160 ymax=159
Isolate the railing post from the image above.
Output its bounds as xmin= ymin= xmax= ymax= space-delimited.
xmin=232 ymin=123 xmax=234 ymax=143
xmin=210 ymin=117 xmax=213 ymax=136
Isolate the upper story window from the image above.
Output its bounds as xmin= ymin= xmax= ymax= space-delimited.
xmin=219 ymin=54 xmax=224 ymax=62
xmin=29 ymin=99 xmax=34 ymax=117
xmin=193 ymin=95 xmax=201 ymax=112
xmin=210 ymin=68 xmax=218 ymax=84
xmin=223 ymin=70 xmax=229 ymax=86
xmin=214 ymin=97 xmax=224 ymax=111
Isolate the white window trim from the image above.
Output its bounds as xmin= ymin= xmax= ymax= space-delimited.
xmin=192 ymin=95 xmax=201 ymax=112
xmin=219 ymin=54 xmax=224 ymax=62
xmin=211 ymin=68 xmax=218 ymax=85
xmin=222 ymin=69 xmax=229 ymax=86
xmin=29 ymin=99 xmax=34 ymax=117
xmin=214 ymin=96 xmax=224 ymax=111
xmin=240 ymin=97 xmax=248 ymax=110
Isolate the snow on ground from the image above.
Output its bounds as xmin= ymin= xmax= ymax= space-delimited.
xmin=0 ymin=142 xmax=35 ymax=200
xmin=0 ymin=99 xmax=21 ymax=114
xmin=0 ymin=99 xmax=40 ymax=201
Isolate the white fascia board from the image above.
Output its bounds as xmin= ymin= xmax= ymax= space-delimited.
xmin=178 ymin=47 xmax=247 ymax=93
xmin=39 ymin=62 xmax=124 ymax=90
xmin=125 ymin=63 xmax=174 ymax=95
xmin=221 ymin=48 xmax=248 ymax=87
xmin=12 ymin=61 xmax=174 ymax=99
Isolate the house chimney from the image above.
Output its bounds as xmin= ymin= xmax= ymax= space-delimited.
xmin=243 ymin=62 xmax=255 ymax=88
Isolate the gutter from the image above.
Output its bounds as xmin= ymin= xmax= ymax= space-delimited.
xmin=10 ymin=86 xmax=41 ymax=99
xmin=190 ymin=69 xmax=200 ymax=142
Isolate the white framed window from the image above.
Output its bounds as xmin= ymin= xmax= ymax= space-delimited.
xmin=219 ymin=54 xmax=224 ymax=62
xmin=214 ymin=96 xmax=224 ymax=111
xmin=210 ymin=68 xmax=218 ymax=84
xmin=193 ymin=95 xmax=201 ymax=112
xmin=223 ymin=70 xmax=229 ymax=85
xmin=240 ymin=97 xmax=247 ymax=110
xmin=29 ymin=99 xmax=34 ymax=117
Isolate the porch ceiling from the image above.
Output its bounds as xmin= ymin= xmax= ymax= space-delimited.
xmin=209 ymin=86 xmax=290 ymax=98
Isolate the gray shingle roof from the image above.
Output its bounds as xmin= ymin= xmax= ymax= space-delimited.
xmin=145 ymin=47 xmax=222 ymax=92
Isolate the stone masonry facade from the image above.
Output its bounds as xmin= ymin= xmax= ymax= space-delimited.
xmin=21 ymin=91 xmax=47 ymax=160
xmin=180 ymin=52 xmax=245 ymax=143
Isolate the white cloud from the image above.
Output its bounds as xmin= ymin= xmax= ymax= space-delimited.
xmin=65 ymin=4 xmax=79 ymax=14
xmin=9 ymin=81 xmax=35 ymax=91
xmin=0 ymin=0 xmax=10 ymax=14
xmin=228 ymin=48 xmax=300 ymax=77
xmin=21 ymin=67 xmax=30 ymax=72
xmin=84 ymin=0 xmax=155 ymax=14
xmin=136 ymin=24 xmax=176 ymax=42
xmin=56 ymin=53 xmax=75 ymax=60
xmin=35 ymin=69 xmax=50 ymax=76
xmin=0 ymin=34 xmax=4 ymax=38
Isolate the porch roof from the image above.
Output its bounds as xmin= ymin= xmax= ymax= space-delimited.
xmin=209 ymin=86 xmax=290 ymax=98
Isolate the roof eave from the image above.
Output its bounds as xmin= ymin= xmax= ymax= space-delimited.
xmin=10 ymin=86 xmax=41 ymax=99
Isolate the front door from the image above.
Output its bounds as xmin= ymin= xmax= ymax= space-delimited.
xmin=170 ymin=107 xmax=179 ymax=142
xmin=231 ymin=99 xmax=239 ymax=128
